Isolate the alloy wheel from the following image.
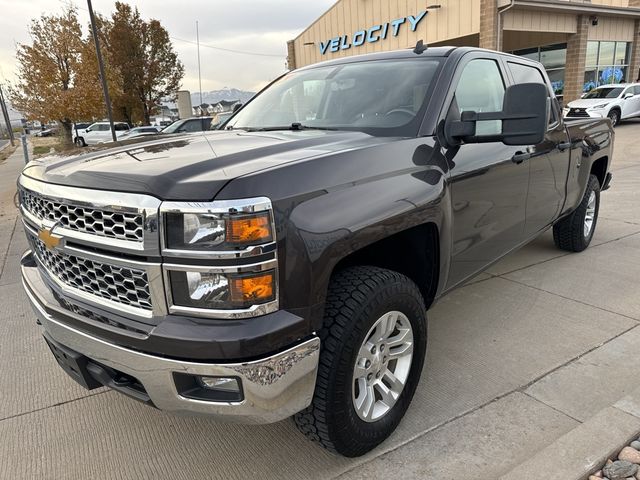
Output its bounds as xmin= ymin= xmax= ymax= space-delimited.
xmin=352 ymin=310 xmax=414 ymax=422
xmin=584 ymin=190 xmax=596 ymax=238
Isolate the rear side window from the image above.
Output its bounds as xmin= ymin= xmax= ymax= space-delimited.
xmin=115 ymin=123 xmax=129 ymax=131
xmin=182 ymin=119 xmax=206 ymax=132
xmin=507 ymin=62 xmax=556 ymax=124
xmin=634 ymin=86 xmax=640 ymax=95
xmin=454 ymin=59 xmax=505 ymax=135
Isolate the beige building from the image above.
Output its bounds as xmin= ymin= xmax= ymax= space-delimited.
xmin=287 ymin=0 xmax=640 ymax=103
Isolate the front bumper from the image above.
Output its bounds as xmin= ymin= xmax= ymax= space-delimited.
xmin=23 ymin=261 xmax=320 ymax=424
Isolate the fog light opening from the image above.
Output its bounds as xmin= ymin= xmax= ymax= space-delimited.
xmin=198 ymin=376 xmax=240 ymax=393
xmin=173 ymin=372 xmax=244 ymax=402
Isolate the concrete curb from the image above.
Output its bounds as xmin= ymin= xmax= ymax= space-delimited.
xmin=499 ymin=386 xmax=640 ymax=480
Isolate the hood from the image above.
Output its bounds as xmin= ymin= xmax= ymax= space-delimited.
xmin=22 ymin=130 xmax=388 ymax=200
xmin=567 ymin=98 xmax=616 ymax=109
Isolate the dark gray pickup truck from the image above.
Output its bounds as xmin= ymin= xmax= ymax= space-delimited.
xmin=19 ymin=46 xmax=613 ymax=457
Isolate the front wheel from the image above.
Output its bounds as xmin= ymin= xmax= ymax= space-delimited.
xmin=294 ymin=266 xmax=427 ymax=457
xmin=553 ymin=174 xmax=600 ymax=252
xmin=607 ymin=109 xmax=620 ymax=127
xmin=74 ymin=137 xmax=85 ymax=147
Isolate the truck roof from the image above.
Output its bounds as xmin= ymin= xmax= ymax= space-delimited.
xmin=295 ymin=46 xmax=541 ymax=72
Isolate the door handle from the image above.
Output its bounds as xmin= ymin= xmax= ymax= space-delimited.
xmin=512 ymin=151 xmax=531 ymax=164
xmin=557 ymin=141 xmax=571 ymax=151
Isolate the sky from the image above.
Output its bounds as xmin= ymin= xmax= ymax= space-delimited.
xmin=0 ymin=0 xmax=335 ymax=95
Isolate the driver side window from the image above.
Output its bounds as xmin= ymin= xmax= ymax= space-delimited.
xmin=454 ymin=59 xmax=505 ymax=135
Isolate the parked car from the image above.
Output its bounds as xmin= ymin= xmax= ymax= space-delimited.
xmin=563 ymin=83 xmax=640 ymax=126
xmin=74 ymin=122 xmax=130 ymax=146
xmin=119 ymin=126 xmax=161 ymax=140
xmin=161 ymin=117 xmax=213 ymax=134
xmin=18 ymin=46 xmax=613 ymax=457
xmin=210 ymin=112 xmax=233 ymax=130
xmin=33 ymin=128 xmax=58 ymax=137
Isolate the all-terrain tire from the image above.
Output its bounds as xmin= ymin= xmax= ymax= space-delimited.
xmin=294 ymin=266 xmax=427 ymax=457
xmin=553 ymin=174 xmax=600 ymax=252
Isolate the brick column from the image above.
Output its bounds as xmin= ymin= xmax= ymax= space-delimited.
xmin=563 ymin=16 xmax=589 ymax=104
xmin=286 ymin=40 xmax=297 ymax=71
xmin=627 ymin=20 xmax=640 ymax=82
xmin=479 ymin=0 xmax=499 ymax=51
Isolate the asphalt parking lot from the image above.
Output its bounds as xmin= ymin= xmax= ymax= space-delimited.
xmin=1 ymin=124 xmax=640 ymax=479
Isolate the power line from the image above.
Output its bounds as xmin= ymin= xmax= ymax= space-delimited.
xmin=170 ymin=36 xmax=284 ymax=58
xmin=67 ymin=1 xmax=284 ymax=59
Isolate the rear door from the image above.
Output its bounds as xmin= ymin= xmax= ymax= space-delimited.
xmin=444 ymin=53 xmax=530 ymax=288
xmin=506 ymin=60 xmax=570 ymax=237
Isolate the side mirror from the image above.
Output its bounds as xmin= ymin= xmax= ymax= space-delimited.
xmin=445 ymin=83 xmax=548 ymax=146
xmin=623 ymin=93 xmax=634 ymax=99
xmin=233 ymin=103 xmax=242 ymax=113
xmin=85 ymin=128 xmax=92 ymax=132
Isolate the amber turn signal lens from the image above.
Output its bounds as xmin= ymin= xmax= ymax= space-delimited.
xmin=226 ymin=213 xmax=272 ymax=245
xmin=230 ymin=272 xmax=275 ymax=305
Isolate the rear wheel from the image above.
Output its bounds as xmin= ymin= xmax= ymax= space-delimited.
xmin=294 ymin=266 xmax=427 ymax=457
xmin=553 ymin=174 xmax=600 ymax=252
xmin=607 ymin=109 xmax=620 ymax=127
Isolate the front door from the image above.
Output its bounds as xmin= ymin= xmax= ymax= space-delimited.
xmin=622 ymin=85 xmax=640 ymax=119
xmin=445 ymin=56 xmax=529 ymax=288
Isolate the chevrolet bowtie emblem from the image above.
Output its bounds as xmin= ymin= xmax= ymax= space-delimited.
xmin=38 ymin=226 xmax=63 ymax=251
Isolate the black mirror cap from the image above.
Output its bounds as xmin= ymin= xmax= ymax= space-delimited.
xmin=501 ymin=82 xmax=548 ymax=146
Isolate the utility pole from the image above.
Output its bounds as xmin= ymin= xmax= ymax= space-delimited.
xmin=196 ymin=21 xmax=203 ymax=115
xmin=0 ymin=85 xmax=15 ymax=146
xmin=87 ymin=0 xmax=117 ymax=142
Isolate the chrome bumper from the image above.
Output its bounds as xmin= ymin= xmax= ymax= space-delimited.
xmin=23 ymin=265 xmax=320 ymax=424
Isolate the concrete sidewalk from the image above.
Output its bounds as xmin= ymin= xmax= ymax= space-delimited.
xmin=1 ymin=126 xmax=639 ymax=479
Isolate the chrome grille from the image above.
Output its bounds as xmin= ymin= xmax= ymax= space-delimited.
xmin=20 ymin=188 xmax=144 ymax=242
xmin=56 ymin=296 xmax=148 ymax=335
xmin=567 ymin=108 xmax=590 ymax=118
xmin=27 ymin=234 xmax=152 ymax=311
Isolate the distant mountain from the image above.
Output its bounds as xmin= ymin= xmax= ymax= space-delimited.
xmin=190 ymin=88 xmax=255 ymax=106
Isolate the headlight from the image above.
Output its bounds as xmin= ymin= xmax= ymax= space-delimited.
xmin=161 ymin=198 xmax=279 ymax=317
xmin=165 ymin=211 xmax=273 ymax=251
xmin=168 ymin=269 xmax=276 ymax=310
xmin=591 ymin=103 xmax=609 ymax=109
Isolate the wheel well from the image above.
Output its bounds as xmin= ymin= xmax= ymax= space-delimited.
xmin=332 ymin=223 xmax=439 ymax=308
xmin=590 ymin=156 xmax=608 ymax=187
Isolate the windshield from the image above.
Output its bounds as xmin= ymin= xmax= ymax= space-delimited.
xmin=584 ymin=87 xmax=623 ymax=99
xmin=161 ymin=120 xmax=184 ymax=133
xmin=226 ymin=58 xmax=443 ymax=136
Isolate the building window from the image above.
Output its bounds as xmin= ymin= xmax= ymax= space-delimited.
xmin=512 ymin=43 xmax=566 ymax=96
xmin=584 ymin=41 xmax=630 ymax=92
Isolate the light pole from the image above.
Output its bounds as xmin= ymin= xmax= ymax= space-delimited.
xmin=0 ymin=85 xmax=15 ymax=146
xmin=87 ymin=0 xmax=117 ymax=142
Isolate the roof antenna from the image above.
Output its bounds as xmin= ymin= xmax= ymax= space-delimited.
xmin=413 ymin=40 xmax=427 ymax=54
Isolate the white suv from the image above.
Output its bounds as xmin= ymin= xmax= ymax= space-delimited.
xmin=564 ymin=83 xmax=640 ymax=126
xmin=74 ymin=122 xmax=130 ymax=146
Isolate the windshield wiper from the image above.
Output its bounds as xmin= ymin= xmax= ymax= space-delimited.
xmin=243 ymin=123 xmax=338 ymax=132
